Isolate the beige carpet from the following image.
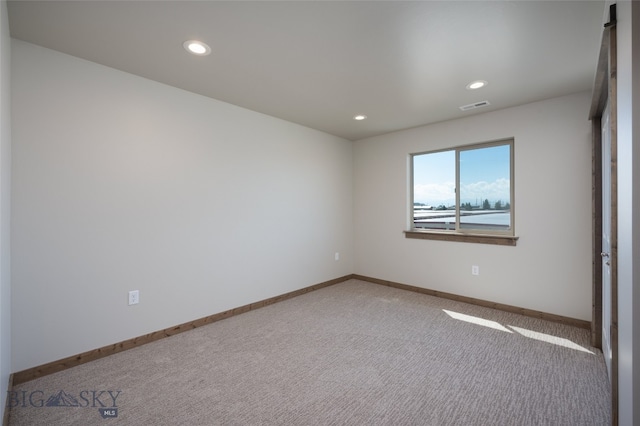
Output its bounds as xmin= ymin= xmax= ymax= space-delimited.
xmin=7 ymin=280 xmax=610 ymax=425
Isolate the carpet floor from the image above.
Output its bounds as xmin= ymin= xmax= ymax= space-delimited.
xmin=6 ymin=279 xmax=611 ymax=425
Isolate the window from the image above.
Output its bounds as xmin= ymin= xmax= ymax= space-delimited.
xmin=408 ymin=139 xmax=516 ymax=245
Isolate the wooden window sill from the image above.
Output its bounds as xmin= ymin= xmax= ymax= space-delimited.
xmin=404 ymin=230 xmax=518 ymax=246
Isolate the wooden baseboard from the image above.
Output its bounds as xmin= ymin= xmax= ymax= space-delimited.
xmin=353 ymin=274 xmax=591 ymax=330
xmin=2 ymin=373 xmax=14 ymax=426
xmin=11 ymin=272 xmax=589 ymax=385
xmin=12 ymin=275 xmax=354 ymax=385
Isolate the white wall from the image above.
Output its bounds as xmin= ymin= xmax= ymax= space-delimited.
xmin=10 ymin=40 xmax=354 ymax=372
xmin=0 ymin=0 xmax=11 ymax=420
xmin=354 ymin=92 xmax=593 ymax=321
xmin=615 ymin=1 xmax=639 ymax=424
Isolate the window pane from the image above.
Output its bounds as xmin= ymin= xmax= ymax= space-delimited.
xmin=413 ymin=150 xmax=456 ymax=230
xmin=459 ymin=144 xmax=511 ymax=231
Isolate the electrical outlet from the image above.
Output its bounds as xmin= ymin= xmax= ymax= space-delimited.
xmin=128 ymin=290 xmax=139 ymax=305
xmin=472 ymin=265 xmax=480 ymax=276
xmin=335 ymin=252 xmax=340 ymax=261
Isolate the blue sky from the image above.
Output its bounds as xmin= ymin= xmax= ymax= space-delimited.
xmin=413 ymin=144 xmax=510 ymax=206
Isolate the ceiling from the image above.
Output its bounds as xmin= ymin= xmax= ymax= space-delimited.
xmin=7 ymin=1 xmax=605 ymax=141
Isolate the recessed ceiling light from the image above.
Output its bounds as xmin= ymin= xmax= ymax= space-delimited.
xmin=353 ymin=114 xmax=367 ymax=121
xmin=183 ymin=40 xmax=211 ymax=56
xmin=466 ymin=80 xmax=488 ymax=90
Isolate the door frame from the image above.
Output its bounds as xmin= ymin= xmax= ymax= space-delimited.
xmin=589 ymin=4 xmax=617 ymax=425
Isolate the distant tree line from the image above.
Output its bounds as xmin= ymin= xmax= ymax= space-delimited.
xmin=415 ymin=200 xmax=510 ymax=211
xmin=463 ymin=199 xmax=511 ymax=210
